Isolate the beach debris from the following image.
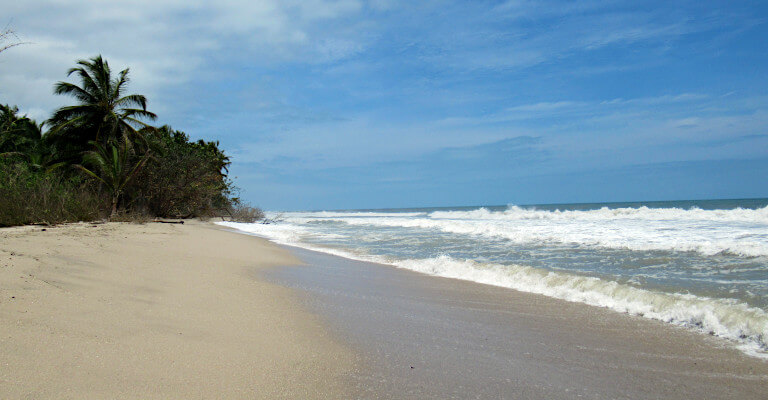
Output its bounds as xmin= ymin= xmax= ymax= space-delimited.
xmin=261 ymin=213 xmax=284 ymax=224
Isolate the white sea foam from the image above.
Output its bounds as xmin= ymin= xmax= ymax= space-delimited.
xmin=392 ymin=255 xmax=768 ymax=358
xmin=218 ymin=220 xmax=768 ymax=358
xmin=430 ymin=205 xmax=768 ymax=223
xmin=277 ymin=206 xmax=768 ymax=257
xmin=286 ymin=211 xmax=427 ymax=218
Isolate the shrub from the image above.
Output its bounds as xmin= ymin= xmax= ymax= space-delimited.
xmin=229 ymin=202 xmax=265 ymax=223
xmin=1 ymin=56 xmax=248 ymax=226
xmin=0 ymin=161 xmax=104 ymax=226
xmin=124 ymin=126 xmax=233 ymax=218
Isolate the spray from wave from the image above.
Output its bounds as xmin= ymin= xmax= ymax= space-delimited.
xmin=218 ymin=201 xmax=768 ymax=358
xmin=287 ymin=206 xmax=768 ymax=257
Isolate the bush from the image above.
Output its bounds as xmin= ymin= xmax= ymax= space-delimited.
xmin=1 ymin=56 xmax=258 ymax=226
xmin=108 ymin=208 xmax=154 ymax=223
xmin=0 ymin=161 xmax=104 ymax=226
xmin=229 ymin=203 xmax=265 ymax=223
xmin=124 ymin=126 xmax=233 ymax=218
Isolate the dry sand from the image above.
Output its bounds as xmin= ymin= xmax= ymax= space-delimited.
xmin=4 ymin=220 xmax=767 ymax=399
xmin=0 ymin=221 xmax=355 ymax=399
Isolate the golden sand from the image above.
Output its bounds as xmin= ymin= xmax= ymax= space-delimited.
xmin=0 ymin=221 xmax=354 ymax=399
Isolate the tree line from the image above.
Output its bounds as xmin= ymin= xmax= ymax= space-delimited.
xmin=1 ymin=55 xmax=262 ymax=226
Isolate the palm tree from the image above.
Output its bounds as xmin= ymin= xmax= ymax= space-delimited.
xmin=1 ymin=105 xmax=67 ymax=172
xmin=2 ymin=106 xmax=42 ymax=156
xmin=0 ymin=105 xmax=35 ymax=151
xmin=76 ymin=136 xmax=151 ymax=219
xmin=47 ymin=55 xmax=157 ymax=156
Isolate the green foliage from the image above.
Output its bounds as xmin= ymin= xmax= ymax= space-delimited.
xmin=0 ymin=104 xmax=39 ymax=154
xmin=0 ymin=55 xmax=246 ymax=226
xmin=47 ymin=55 xmax=157 ymax=162
xmin=0 ymin=160 xmax=103 ymax=227
xmin=76 ymin=136 xmax=151 ymax=218
xmin=1 ymin=105 xmax=64 ymax=172
xmin=125 ymin=126 xmax=234 ymax=218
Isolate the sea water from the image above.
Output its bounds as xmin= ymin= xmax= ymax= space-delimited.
xmin=219 ymin=198 xmax=768 ymax=358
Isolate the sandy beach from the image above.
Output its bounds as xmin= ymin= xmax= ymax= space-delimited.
xmin=2 ymin=221 xmax=767 ymax=399
xmin=0 ymin=221 xmax=354 ymax=399
xmin=271 ymin=246 xmax=768 ymax=399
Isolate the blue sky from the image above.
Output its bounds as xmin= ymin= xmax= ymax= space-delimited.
xmin=1 ymin=1 xmax=767 ymax=210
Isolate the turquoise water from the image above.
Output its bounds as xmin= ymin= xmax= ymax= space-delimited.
xmin=221 ymin=198 xmax=768 ymax=356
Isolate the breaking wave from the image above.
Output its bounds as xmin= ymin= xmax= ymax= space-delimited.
xmin=283 ymin=206 xmax=768 ymax=257
xmin=219 ymin=219 xmax=768 ymax=358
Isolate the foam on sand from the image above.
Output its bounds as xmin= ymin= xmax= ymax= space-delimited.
xmin=220 ymin=218 xmax=768 ymax=358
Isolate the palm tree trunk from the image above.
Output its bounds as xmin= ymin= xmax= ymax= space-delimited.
xmin=110 ymin=194 xmax=118 ymax=219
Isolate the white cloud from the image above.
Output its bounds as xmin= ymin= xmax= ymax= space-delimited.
xmin=505 ymin=101 xmax=583 ymax=113
xmin=1 ymin=0 xmax=762 ymax=174
xmin=0 ymin=0 xmax=367 ymax=118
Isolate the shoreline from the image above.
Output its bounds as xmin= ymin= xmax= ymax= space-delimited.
xmin=2 ymin=220 xmax=766 ymax=398
xmin=263 ymin=243 xmax=768 ymax=399
xmin=218 ymin=222 xmax=768 ymax=360
xmin=0 ymin=221 xmax=355 ymax=399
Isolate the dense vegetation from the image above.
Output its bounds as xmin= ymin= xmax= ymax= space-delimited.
xmin=1 ymin=55 xmax=260 ymax=226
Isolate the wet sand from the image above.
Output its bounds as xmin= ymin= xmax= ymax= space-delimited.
xmin=0 ymin=221 xmax=354 ymax=399
xmin=2 ymin=221 xmax=766 ymax=399
xmin=265 ymin=246 xmax=768 ymax=399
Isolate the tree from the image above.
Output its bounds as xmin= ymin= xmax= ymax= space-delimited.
xmin=47 ymin=55 xmax=157 ymax=159
xmin=0 ymin=105 xmax=65 ymax=172
xmin=0 ymin=28 xmax=25 ymax=54
xmin=125 ymin=126 xmax=234 ymax=218
xmin=76 ymin=137 xmax=151 ymax=218
xmin=1 ymin=105 xmax=40 ymax=155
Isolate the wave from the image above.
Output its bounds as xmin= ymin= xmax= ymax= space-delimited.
xmin=218 ymin=221 xmax=768 ymax=358
xmin=393 ymin=256 xmax=768 ymax=358
xmin=430 ymin=205 xmax=768 ymax=224
xmin=283 ymin=211 xmax=427 ymax=218
xmin=281 ymin=205 xmax=768 ymax=223
xmin=276 ymin=206 xmax=768 ymax=257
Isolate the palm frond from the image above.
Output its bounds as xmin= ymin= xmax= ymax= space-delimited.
xmin=121 ymin=108 xmax=157 ymax=120
xmin=122 ymin=115 xmax=156 ymax=129
xmin=68 ymin=64 xmax=102 ymax=99
xmin=75 ymin=163 xmax=109 ymax=187
xmin=53 ymin=81 xmax=96 ymax=103
xmin=51 ymin=55 xmax=156 ymax=147
xmin=112 ymin=68 xmax=130 ymax=100
xmin=115 ymin=94 xmax=150 ymax=111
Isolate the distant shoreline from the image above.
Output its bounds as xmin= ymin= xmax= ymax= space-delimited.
xmin=281 ymin=196 xmax=768 ymax=213
xmin=220 ymin=198 xmax=768 ymax=359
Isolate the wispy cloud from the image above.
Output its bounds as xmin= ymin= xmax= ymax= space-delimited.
xmin=0 ymin=0 xmax=371 ymax=119
xmin=2 ymin=1 xmax=766 ymax=209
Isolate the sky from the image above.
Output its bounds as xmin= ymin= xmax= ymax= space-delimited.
xmin=1 ymin=0 xmax=767 ymax=210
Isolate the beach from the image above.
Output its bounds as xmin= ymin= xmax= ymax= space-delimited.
xmin=0 ymin=221 xmax=354 ymax=399
xmin=1 ymin=221 xmax=767 ymax=399
xmin=221 ymin=201 xmax=768 ymax=356
xmin=270 ymin=246 xmax=768 ymax=399
xmin=4 ymin=1 xmax=767 ymax=398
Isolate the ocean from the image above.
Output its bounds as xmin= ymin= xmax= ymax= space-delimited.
xmin=219 ymin=198 xmax=768 ymax=358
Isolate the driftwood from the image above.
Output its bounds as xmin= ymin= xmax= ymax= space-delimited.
xmin=152 ymin=220 xmax=185 ymax=224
